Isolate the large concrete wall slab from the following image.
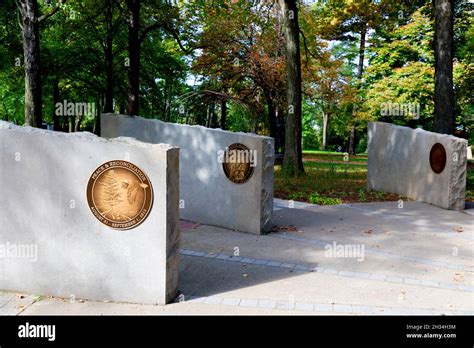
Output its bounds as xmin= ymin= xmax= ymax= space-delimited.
xmin=0 ymin=121 xmax=179 ymax=304
xmin=101 ymin=114 xmax=274 ymax=235
xmin=367 ymin=122 xmax=467 ymax=210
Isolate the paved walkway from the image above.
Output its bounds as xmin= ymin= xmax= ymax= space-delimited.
xmin=2 ymin=199 xmax=473 ymax=315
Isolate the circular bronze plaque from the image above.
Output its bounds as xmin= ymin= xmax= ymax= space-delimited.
xmin=222 ymin=143 xmax=255 ymax=184
xmin=86 ymin=160 xmax=153 ymax=230
xmin=429 ymin=143 xmax=447 ymax=174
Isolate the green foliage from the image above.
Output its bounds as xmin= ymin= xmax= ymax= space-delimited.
xmin=362 ymin=3 xmax=473 ymax=134
xmin=0 ymin=0 xmax=472 ymax=145
xmin=356 ymin=134 xmax=368 ymax=154
xmin=302 ymin=101 xmax=320 ymax=149
xmin=287 ymin=190 xmax=343 ymax=205
xmin=288 ymin=192 xmax=305 ymax=200
xmin=358 ymin=188 xmax=367 ymax=203
xmin=308 ymin=193 xmax=342 ymax=206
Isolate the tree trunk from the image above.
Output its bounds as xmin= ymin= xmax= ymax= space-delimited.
xmin=93 ymin=97 xmax=101 ymax=135
xmin=433 ymin=0 xmax=454 ymax=134
xmin=163 ymin=77 xmax=170 ymax=121
xmin=348 ymin=21 xmax=367 ymax=156
xmin=68 ymin=115 xmax=74 ymax=133
xmin=357 ymin=22 xmax=367 ymax=81
xmin=348 ymin=125 xmax=355 ymax=155
xmin=280 ymin=0 xmax=304 ymax=176
xmin=75 ymin=114 xmax=83 ymax=132
xmin=127 ymin=0 xmax=140 ymax=116
xmin=167 ymin=82 xmax=173 ymax=121
xmin=220 ymin=99 xmax=227 ymax=130
xmin=210 ymin=102 xmax=218 ymax=128
xmin=104 ymin=0 xmax=114 ymax=113
xmin=322 ymin=112 xmax=328 ymax=151
xmin=266 ymin=92 xmax=277 ymax=139
xmin=19 ymin=0 xmax=42 ymax=127
xmin=52 ymin=76 xmax=60 ymax=131
xmin=206 ymin=104 xmax=210 ymax=128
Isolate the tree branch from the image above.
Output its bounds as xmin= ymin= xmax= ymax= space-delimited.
xmin=38 ymin=0 xmax=66 ymax=23
xmin=139 ymin=22 xmax=163 ymax=43
xmin=163 ymin=22 xmax=193 ymax=54
xmin=15 ymin=0 xmax=24 ymax=30
xmin=139 ymin=20 xmax=195 ymax=55
xmin=299 ymin=27 xmax=320 ymax=63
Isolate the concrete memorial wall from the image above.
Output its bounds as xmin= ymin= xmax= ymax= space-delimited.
xmin=0 ymin=121 xmax=179 ymax=304
xmin=367 ymin=122 xmax=467 ymax=210
xmin=101 ymin=113 xmax=274 ymax=235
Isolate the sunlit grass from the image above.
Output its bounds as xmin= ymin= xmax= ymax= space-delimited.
xmin=276 ymin=153 xmax=474 ymax=204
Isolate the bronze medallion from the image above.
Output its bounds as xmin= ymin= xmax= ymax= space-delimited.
xmin=86 ymin=160 xmax=153 ymax=230
xmin=429 ymin=143 xmax=447 ymax=174
xmin=222 ymin=143 xmax=255 ymax=184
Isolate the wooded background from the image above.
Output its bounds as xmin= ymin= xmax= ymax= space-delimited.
xmin=0 ymin=0 xmax=472 ymax=176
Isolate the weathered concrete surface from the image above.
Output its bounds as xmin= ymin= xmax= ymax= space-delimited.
xmin=367 ymin=122 xmax=467 ymax=210
xmin=5 ymin=199 xmax=473 ymax=315
xmin=101 ymin=113 xmax=274 ymax=235
xmin=0 ymin=121 xmax=179 ymax=304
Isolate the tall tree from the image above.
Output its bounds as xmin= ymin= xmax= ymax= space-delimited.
xmin=279 ymin=0 xmax=304 ymax=176
xmin=126 ymin=0 xmax=140 ymax=115
xmin=192 ymin=0 xmax=286 ymax=135
xmin=310 ymin=0 xmax=404 ymax=154
xmin=433 ymin=0 xmax=455 ymax=134
xmin=125 ymin=0 xmax=193 ymax=116
xmin=75 ymin=0 xmax=124 ymax=115
xmin=362 ymin=5 xmax=435 ymax=129
xmin=104 ymin=0 xmax=115 ymax=113
xmin=16 ymin=0 xmax=64 ymax=127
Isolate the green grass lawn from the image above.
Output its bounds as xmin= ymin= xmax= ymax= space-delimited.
xmin=275 ymin=152 xmax=474 ymax=205
xmin=303 ymin=149 xmax=343 ymax=155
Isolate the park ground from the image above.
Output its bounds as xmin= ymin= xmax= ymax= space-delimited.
xmin=1 ymin=198 xmax=473 ymax=315
xmin=1 ymin=151 xmax=472 ymax=315
xmin=274 ymin=151 xmax=474 ymax=205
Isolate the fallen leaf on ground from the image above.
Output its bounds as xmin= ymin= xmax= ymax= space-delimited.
xmin=453 ymin=273 xmax=464 ymax=282
xmin=271 ymin=225 xmax=298 ymax=232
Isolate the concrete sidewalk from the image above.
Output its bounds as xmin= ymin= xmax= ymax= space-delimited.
xmin=2 ymin=199 xmax=473 ymax=315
